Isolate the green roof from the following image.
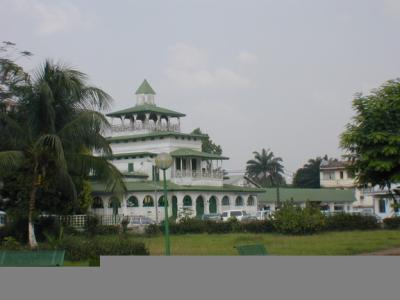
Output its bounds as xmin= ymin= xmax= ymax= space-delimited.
xmin=135 ymin=79 xmax=156 ymax=95
xmin=107 ymin=131 xmax=206 ymax=143
xmin=170 ymin=148 xmax=229 ymax=160
xmin=91 ymin=180 xmax=265 ymax=194
xmin=258 ymin=188 xmax=356 ymax=204
xmin=109 ymin=152 xmax=157 ymax=160
xmin=106 ymin=103 xmax=185 ymax=118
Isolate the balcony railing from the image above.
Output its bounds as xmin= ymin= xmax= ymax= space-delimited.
xmin=171 ymin=169 xmax=223 ymax=180
xmin=111 ymin=123 xmax=180 ymax=133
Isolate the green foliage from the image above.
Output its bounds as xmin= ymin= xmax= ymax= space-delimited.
xmin=0 ymin=60 xmax=126 ymax=247
xmin=76 ymin=180 xmax=93 ymax=214
xmin=86 ymin=215 xmax=100 ymax=236
xmin=121 ymin=217 xmax=130 ymax=234
xmin=0 ymin=236 xmax=24 ymax=250
xmin=272 ymin=201 xmax=326 ymax=234
xmin=246 ymin=148 xmax=286 ymax=187
xmin=51 ymin=235 xmax=149 ymax=261
xmin=148 ymin=217 xmax=274 ymax=235
xmin=293 ymin=156 xmax=327 ymax=188
xmin=340 ymin=79 xmax=400 ymax=188
xmin=240 ymin=220 xmax=275 ymax=233
xmin=324 ymin=213 xmax=379 ymax=231
xmin=144 ymin=223 xmax=162 ymax=235
xmin=383 ymin=217 xmax=400 ymax=229
xmin=191 ymin=128 xmax=222 ymax=155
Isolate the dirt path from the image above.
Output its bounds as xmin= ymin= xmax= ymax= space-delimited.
xmin=360 ymin=247 xmax=400 ymax=256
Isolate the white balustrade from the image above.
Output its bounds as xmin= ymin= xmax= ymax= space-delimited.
xmin=111 ymin=123 xmax=180 ymax=133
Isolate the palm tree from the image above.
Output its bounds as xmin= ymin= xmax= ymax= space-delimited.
xmin=246 ymin=148 xmax=285 ymax=187
xmin=0 ymin=60 xmax=125 ymax=248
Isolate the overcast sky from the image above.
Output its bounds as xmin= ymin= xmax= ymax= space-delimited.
xmin=2 ymin=0 xmax=400 ymax=180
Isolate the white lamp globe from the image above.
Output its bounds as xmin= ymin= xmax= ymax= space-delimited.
xmin=155 ymin=153 xmax=173 ymax=170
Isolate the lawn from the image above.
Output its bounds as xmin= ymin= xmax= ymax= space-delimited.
xmin=136 ymin=230 xmax=400 ymax=255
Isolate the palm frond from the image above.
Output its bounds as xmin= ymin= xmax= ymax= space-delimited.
xmin=66 ymin=153 xmax=126 ymax=194
xmin=0 ymin=150 xmax=25 ymax=176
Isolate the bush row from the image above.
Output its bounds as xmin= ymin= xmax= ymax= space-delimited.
xmin=41 ymin=235 xmax=149 ymax=261
xmin=145 ymin=218 xmax=275 ymax=235
xmin=145 ymin=210 xmax=386 ymax=236
xmin=383 ymin=217 xmax=400 ymax=229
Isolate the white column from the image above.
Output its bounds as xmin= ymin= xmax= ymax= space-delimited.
xmin=145 ymin=113 xmax=150 ymax=125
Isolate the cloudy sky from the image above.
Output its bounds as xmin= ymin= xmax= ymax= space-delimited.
xmin=1 ymin=0 xmax=400 ymax=180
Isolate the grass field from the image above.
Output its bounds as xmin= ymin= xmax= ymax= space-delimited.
xmin=136 ymin=230 xmax=400 ymax=255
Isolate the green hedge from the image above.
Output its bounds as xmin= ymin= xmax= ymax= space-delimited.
xmin=47 ymin=235 xmax=149 ymax=261
xmin=145 ymin=218 xmax=274 ymax=235
xmin=383 ymin=217 xmax=400 ymax=229
xmin=324 ymin=213 xmax=379 ymax=231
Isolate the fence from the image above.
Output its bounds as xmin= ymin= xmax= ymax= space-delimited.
xmin=58 ymin=214 xmax=125 ymax=229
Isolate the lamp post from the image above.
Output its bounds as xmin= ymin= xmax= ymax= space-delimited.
xmin=155 ymin=152 xmax=173 ymax=256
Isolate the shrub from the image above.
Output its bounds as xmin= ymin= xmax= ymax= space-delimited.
xmin=0 ymin=236 xmax=24 ymax=250
xmin=324 ymin=213 xmax=379 ymax=231
xmin=121 ymin=217 xmax=130 ymax=234
xmin=383 ymin=217 xmax=400 ymax=229
xmin=169 ymin=217 xmax=205 ymax=234
xmin=273 ymin=201 xmax=325 ymax=235
xmin=204 ymin=221 xmax=232 ymax=234
xmin=241 ymin=220 xmax=274 ymax=233
xmin=54 ymin=235 xmax=149 ymax=261
xmin=86 ymin=215 xmax=100 ymax=236
xmin=96 ymin=225 xmax=120 ymax=235
xmin=35 ymin=216 xmax=61 ymax=242
xmin=144 ymin=224 xmax=162 ymax=235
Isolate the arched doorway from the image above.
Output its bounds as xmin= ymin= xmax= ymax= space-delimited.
xmin=196 ymin=196 xmax=204 ymax=218
xmin=209 ymin=196 xmax=217 ymax=213
xmin=172 ymin=196 xmax=178 ymax=219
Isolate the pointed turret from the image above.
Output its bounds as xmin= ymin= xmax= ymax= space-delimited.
xmin=135 ymin=79 xmax=156 ymax=105
xmin=135 ymin=79 xmax=156 ymax=95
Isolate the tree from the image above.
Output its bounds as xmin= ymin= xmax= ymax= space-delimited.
xmin=246 ymin=148 xmax=285 ymax=187
xmin=292 ymin=156 xmax=327 ymax=188
xmin=0 ymin=60 xmax=125 ymax=248
xmin=191 ymin=128 xmax=222 ymax=155
xmin=341 ymin=79 xmax=400 ymax=191
xmin=0 ymin=41 xmax=32 ymax=103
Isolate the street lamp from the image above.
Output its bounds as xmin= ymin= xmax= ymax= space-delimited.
xmin=155 ymin=152 xmax=173 ymax=255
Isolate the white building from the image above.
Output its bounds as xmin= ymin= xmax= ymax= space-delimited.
xmin=319 ymin=160 xmax=400 ymax=219
xmin=90 ymin=80 xmax=264 ymax=222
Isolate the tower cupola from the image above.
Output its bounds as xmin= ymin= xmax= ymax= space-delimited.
xmin=135 ymin=79 xmax=156 ymax=105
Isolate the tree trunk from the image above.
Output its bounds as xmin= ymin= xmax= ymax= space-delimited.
xmin=28 ymin=171 xmax=38 ymax=249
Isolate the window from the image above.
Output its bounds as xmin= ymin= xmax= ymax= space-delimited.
xmin=222 ymin=196 xmax=230 ymax=206
xmin=183 ymin=195 xmax=192 ymax=206
xmin=143 ymin=195 xmax=154 ymax=207
xmin=127 ymin=196 xmax=139 ymax=207
xmin=231 ymin=211 xmax=242 ymax=217
xmin=247 ymin=196 xmax=255 ymax=206
xmin=152 ymin=166 xmax=160 ymax=181
xmin=394 ymin=200 xmax=399 ymax=213
xmin=340 ymin=171 xmax=344 ymax=179
xmin=235 ymin=196 xmax=244 ymax=206
xmin=158 ymin=196 xmax=165 ymax=207
xmin=334 ymin=205 xmax=344 ymax=211
xmin=320 ymin=204 xmax=329 ymax=211
xmin=379 ymin=199 xmax=386 ymax=213
xmin=222 ymin=212 xmax=228 ymax=217
xmin=322 ymin=171 xmax=335 ymax=180
xmin=176 ymin=158 xmax=181 ymax=170
xmin=128 ymin=163 xmax=134 ymax=173
xmin=92 ymin=197 xmax=103 ymax=208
